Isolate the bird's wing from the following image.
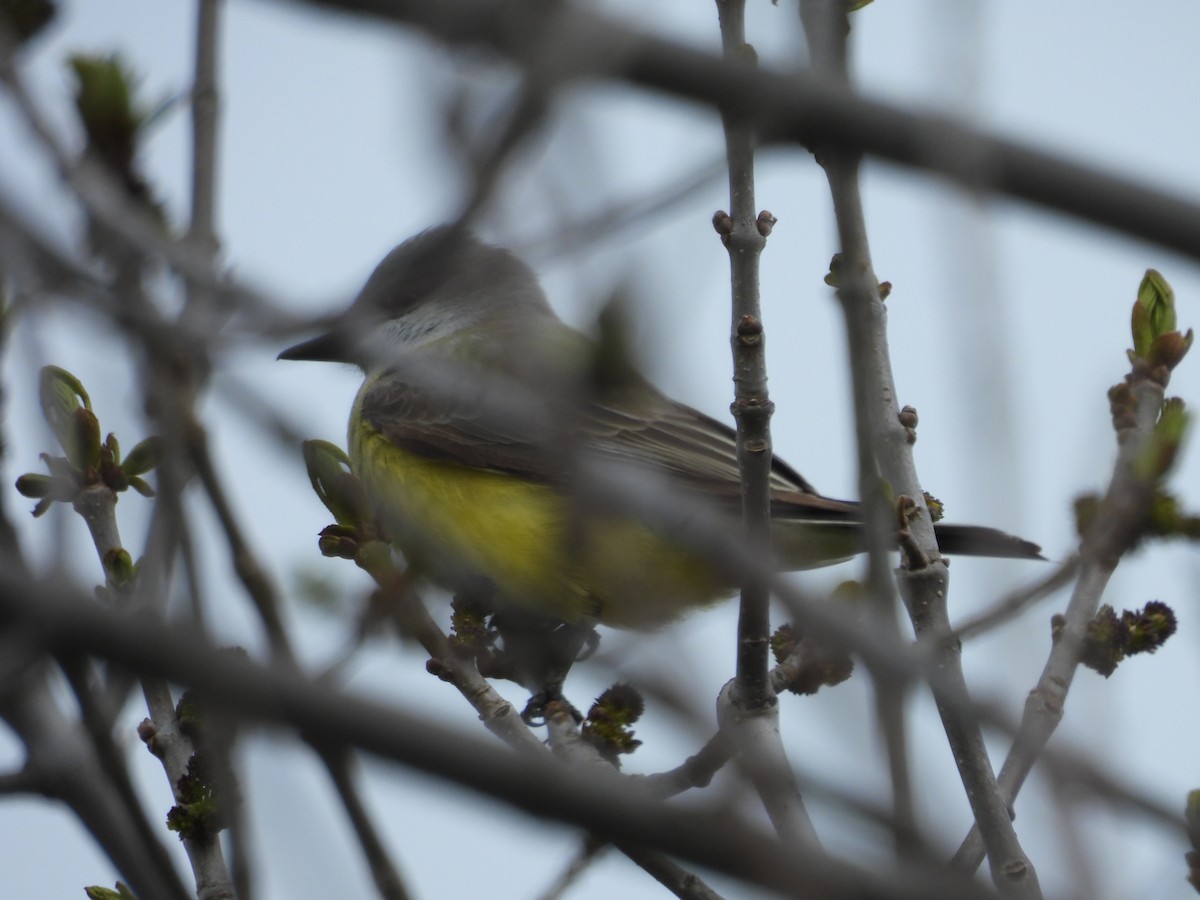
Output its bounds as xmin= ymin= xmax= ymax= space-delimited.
xmin=358 ymin=366 xmax=1043 ymax=558
xmin=358 ymin=366 xmax=861 ymax=521
xmin=358 ymin=367 xmax=562 ymax=476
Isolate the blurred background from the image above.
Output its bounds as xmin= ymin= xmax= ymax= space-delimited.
xmin=2 ymin=1 xmax=1199 ymax=897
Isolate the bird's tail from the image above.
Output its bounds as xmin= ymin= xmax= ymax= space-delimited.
xmin=930 ymin=524 xmax=1044 ymax=560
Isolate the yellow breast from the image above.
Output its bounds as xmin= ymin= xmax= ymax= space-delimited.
xmin=349 ymin=409 xmax=724 ymax=628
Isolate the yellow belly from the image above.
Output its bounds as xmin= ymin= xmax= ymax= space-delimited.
xmin=350 ymin=421 xmax=724 ymax=628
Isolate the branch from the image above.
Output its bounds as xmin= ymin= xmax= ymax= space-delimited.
xmin=272 ymin=0 xmax=1200 ymax=263
xmin=0 ymin=575 xmax=1003 ymax=900
xmin=71 ymin=485 xmax=236 ymax=900
xmin=313 ymin=745 xmax=412 ymax=900
xmin=954 ymin=378 xmax=1168 ymax=871
xmin=188 ymin=0 xmax=222 ymax=256
xmin=0 ymin=663 xmax=191 ymax=900
xmin=800 ymin=4 xmax=1039 ymax=895
xmin=799 ymin=0 xmax=918 ymax=862
xmin=953 ymin=557 xmax=1081 ymax=641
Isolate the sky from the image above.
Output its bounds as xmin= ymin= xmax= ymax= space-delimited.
xmin=2 ymin=1 xmax=1200 ymax=898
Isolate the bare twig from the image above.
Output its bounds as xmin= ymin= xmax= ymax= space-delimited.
xmin=800 ymin=3 xmax=1040 ymax=895
xmin=954 ymin=379 xmax=1167 ymax=871
xmin=713 ymin=0 xmax=817 ymax=855
xmin=315 ymin=745 xmax=412 ymax=900
xmin=953 ymin=556 xmax=1080 ymax=641
xmin=188 ymin=0 xmax=222 ymax=257
xmin=72 ymin=484 xmax=236 ymax=900
xmin=716 ymin=0 xmax=774 ymax=710
xmin=275 ymin=0 xmax=1200 ymax=263
xmin=799 ymin=0 xmax=918 ymax=861
xmin=614 ymin=843 xmax=728 ymax=900
xmin=0 ymin=579 xmax=998 ymax=900
xmin=0 ymin=664 xmax=193 ymax=900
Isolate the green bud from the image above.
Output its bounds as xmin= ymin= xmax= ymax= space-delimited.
xmin=16 ymin=466 xmax=77 ymax=514
xmin=84 ymin=884 xmax=138 ymax=900
xmin=1136 ymin=397 xmax=1191 ymax=480
xmin=303 ymin=440 xmax=368 ymax=527
xmin=1147 ymin=328 xmax=1194 ymax=373
xmin=15 ymin=472 xmax=54 ymax=499
xmin=39 ymin=365 xmax=91 ymax=454
xmin=127 ymin=475 xmax=155 ymax=497
xmin=69 ymin=54 xmax=145 ymax=176
xmin=69 ymin=407 xmax=102 ymax=470
xmin=317 ymin=524 xmax=360 ymax=560
xmin=121 ymin=435 xmax=163 ymax=476
xmin=1131 ymin=269 xmax=1177 ymax=360
xmin=102 ymin=548 xmax=137 ymax=587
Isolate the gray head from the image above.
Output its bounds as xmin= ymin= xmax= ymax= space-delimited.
xmin=279 ymin=226 xmax=552 ymax=366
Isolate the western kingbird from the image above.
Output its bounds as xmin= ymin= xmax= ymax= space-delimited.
xmin=280 ymin=227 xmax=1040 ymax=628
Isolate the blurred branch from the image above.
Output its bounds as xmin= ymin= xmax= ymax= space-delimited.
xmin=717 ymin=0 xmax=773 ymax=708
xmin=72 ymin=482 xmax=236 ymax=900
xmin=954 ymin=377 xmax=1171 ymax=871
xmin=0 ymin=42 xmax=298 ymax=333
xmin=313 ymin=744 xmax=412 ymax=900
xmin=543 ymin=704 xmax=723 ymax=899
xmin=521 ymin=156 xmax=725 ymax=263
xmin=799 ymin=0 xmax=917 ymax=863
xmin=0 ymin=574 xmax=1002 ymax=900
xmin=187 ymin=0 xmax=221 ymax=256
xmin=189 ymin=427 xmax=296 ymax=663
xmin=0 ymin=663 xmax=193 ymax=900
xmin=800 ymin=3 xmax=1040 ymax=895
xmin=276 ymin=0 xmax=1200 ymax=263
xmin=953 ymin=556 xmax=1081 ymax=641
xmin=714 ymin=0 xmax=817 ymax=854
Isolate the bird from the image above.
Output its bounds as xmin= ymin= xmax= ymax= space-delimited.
xmin=280 ymin=226 xmax=1041 ymax=631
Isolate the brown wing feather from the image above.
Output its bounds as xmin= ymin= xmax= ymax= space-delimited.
xmin=358 ymin=370 xmax=564 ymax=477
xmin=359 ymin=368 xmax=832 ymax=507
xmin=359 ymin=369 xmax=1043 ymax=559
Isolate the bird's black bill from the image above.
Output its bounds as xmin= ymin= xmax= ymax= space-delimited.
xmin=278 ymin=331 xmax=350 ymax=363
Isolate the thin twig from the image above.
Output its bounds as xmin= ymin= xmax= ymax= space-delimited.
xmin=0 ymin=664 xmax=193 ymax=900
xmin=953 ymin=556 xmax=1080 ymax=641
xmin=276 ymin=0 xmax=1200 ymax=263
xmin=315 ymin=745 xmax=413 ymax=900
xmin=189 ymin=427 xmax=296 ymax=662
xmin=614 ymin=842 xmax=728 ymax=900
xmin=716 ymin=0 xmax=774 ymax=711
xmin=713 ymin=0 xmax=818 ymax=855
xmin=799 ymin=3 xmax=1040 ymax=894
xmin=59 ymin=658 xmax=188 ymax=895
xmin=954 ymin=379 xmax=1166 ymax=871
xmin=0 ymin=575 xmax=1007 ymax=900
xmin=188 ymin=0 xmax=222 ymax=256
xmin=798 ymin=0 xmax=919 ymax=861
xmin=72 ymin=484 xmax=237 ymax=900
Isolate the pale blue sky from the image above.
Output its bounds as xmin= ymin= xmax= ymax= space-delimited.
xmin=2 ymin=2 xmax=1199 ymax=898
